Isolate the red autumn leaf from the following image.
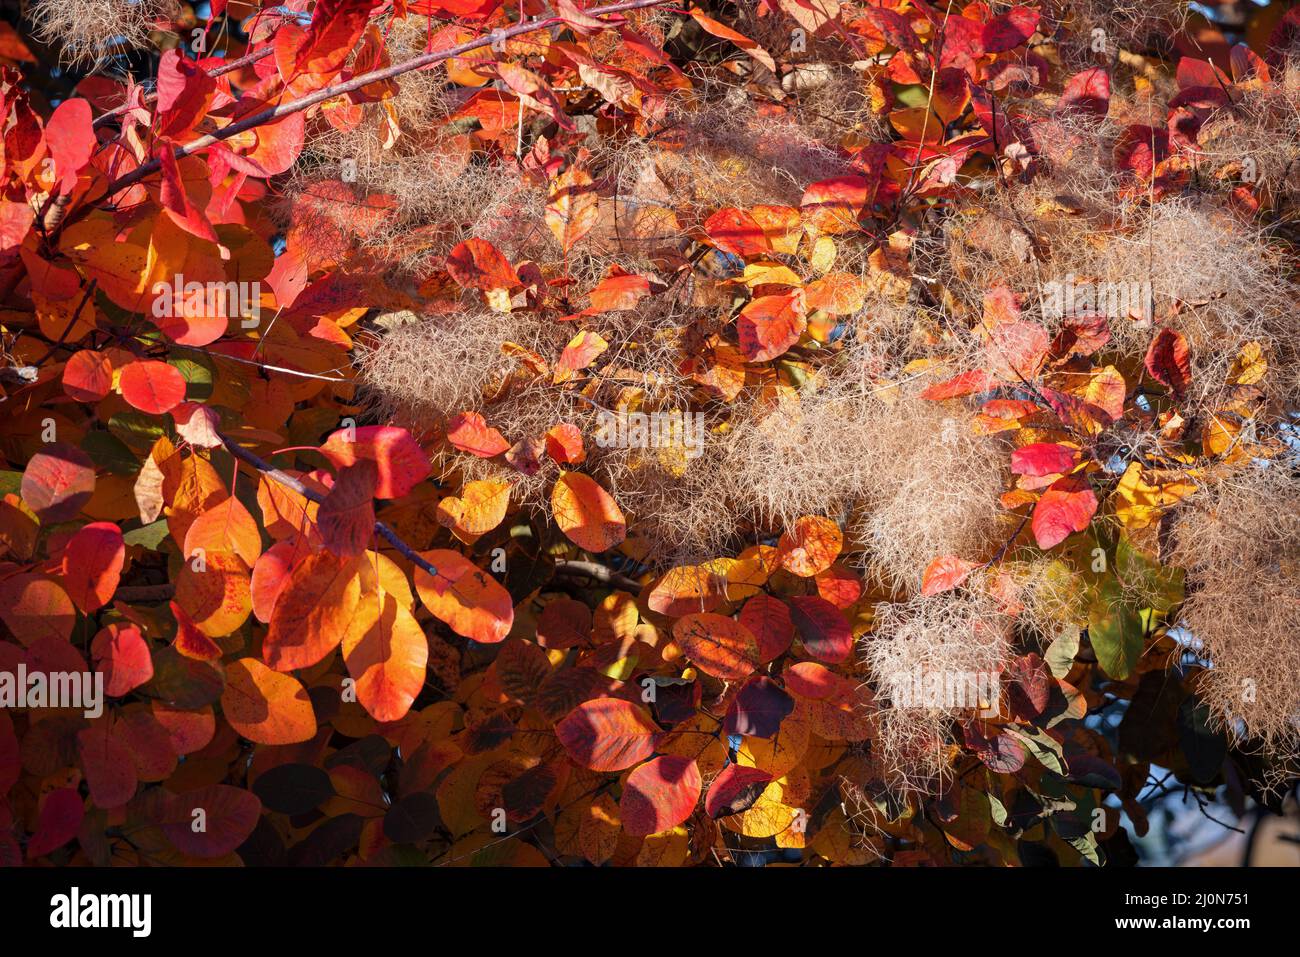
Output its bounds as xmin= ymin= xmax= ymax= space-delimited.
xmin=169 ymin=600 xmax=223 ymax=660
xmin=26 ymin=788 xmax=84 ymax=860
xmin=158 ymin=784 xmax=261 ymax=858
xmin=21 ymin=443 xmax=94 ymax=523
xmin=544 ymin=424 xmax=586 ymax=464
xmin=317 ymin=460 xmax=378 ymax=557
xmin=536 ymin=597 xmax=592 ymax=649
xmin=44 ymin=98 xmax=95 ymax=189
xmin=1031 ymin=474 xmax=1098 ymax=550
xmin=620 ymin=756 xmax=701 ymax=837
xmin=76 ymin=726 xmax=138 ymax=808
xmin=1011 ymin=442 xmax=1077 ymax=477
xmin=555 ymin=698 xmax=662 ymax=772
xmin=800 ymin=176 xmax=871 ymax=234
xmin=119 ymin=359 xmax=187 ymax=414
xmin=737 ymin=292 xmax=806 ymax=362
xmin=1144 ymin=328 xmax=1192 ymax=397
xmin=920 ymin=369 xmax=999 ymax=400
xmin=250 ymin=541 xmax=296 ymax=625
xmin=921 ymin=555 xmax=981 ymax=597
xmin=91 ymin=623 xmax=154 ymax=696
xmin=738 ymin=594 xmax=795 ymax=662
xmin=704 ymin=764 xmax=772 ymax=819
xmin=787 ymin=595 xmax=853 ymax=663
xmin=446 ymin=238 xmax=520 ymax=291
xmin=446 ymin=411 xmax=510 ymax=457
xmin=155 ymin=49 xmax=216 ymax=139
xmin=61 ymin=521 xmax=124 ymax=613
xmin=62 ymin=349 xmax=113 ymax=402
xmin=703 ymin=207 xmax=772 ymax=258
xmin=983 ymin=6 xmax=1040 ymax=53
xmin=587 ymin=272 xmax=652 ymax=313
xmin=319 ymin=425 xmax=430 ymax=499
xmin=1058 ymin=67 xmax=1111 ymax=117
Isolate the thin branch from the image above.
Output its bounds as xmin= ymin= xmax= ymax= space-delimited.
xmin=553 ymin=559 xmax=643 ymax=591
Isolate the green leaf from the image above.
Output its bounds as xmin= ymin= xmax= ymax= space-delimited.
xmin=1088 ymin=580 xmax=1144 ymax=680
xmin=83 ymin=430 xmax=139 ymax=476
xmin=108 ymin=411 xmax=165 ymax=452
xmin=1116 ymin=535 xmax=1184 ymax=612
xmin=124 ymin=519 xmax=169 ymax=550
xmin=1044 ymin=623 xmax=1080 ymax=679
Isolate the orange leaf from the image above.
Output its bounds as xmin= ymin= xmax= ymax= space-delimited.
xmin=546 ymin=167 xmax=599 ymax=253
xmin=0 ymin=574 xmax=76 ymax=645
xmin=172 ymin=550 xmax=252 ymax=638
xmin=553 ymin=330 xmax=609 ymax=383
xmin=342 ymin=588 xmax=429 ymax=722
xmin=544 ymin=424 xmax=586 ymax=464
xmin=687 ymin=10 xmax=775 ymax=72
xmin=551 ymin=471 xmax=626 ymax=553
xmin=672 ymin=613 xmax=760 ymax=680
xmin=62 ymin=350 xmax=113 ymax=402
xmin=446 ymin=411 xmax=510 ymax=458
xmin=921 ymin=555 xmax=980 ymax=597
xmin=777 ymin=516 xmax=842 ymax=577
xmin=704 ymin=207 xmax=772 ymax=259
xmin=414 ymin=548 xmax=514 ymax=644
xmin=555 ymin=698 xmax=662 ymax=772
xmin=222 ymin=657 xmax=317 ymax=745
xmin=263 ymin=551 xmax=362 ymax=670
xmin=445 ymin=238 xmax=519 ymax=291
xmin=61 ymin=522 xmax=124 ymax=613
xmin=737 ymin=291 xmax=807 ymax=362
xmin=183 ymin=496 xmax=262 ymax=568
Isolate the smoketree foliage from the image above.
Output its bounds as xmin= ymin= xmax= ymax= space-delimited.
xmin=0 ymin=0 xmax=1297 ymax=866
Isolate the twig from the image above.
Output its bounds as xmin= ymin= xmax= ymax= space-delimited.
xmin=553 ymin=559 xmax=643 ymax=591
